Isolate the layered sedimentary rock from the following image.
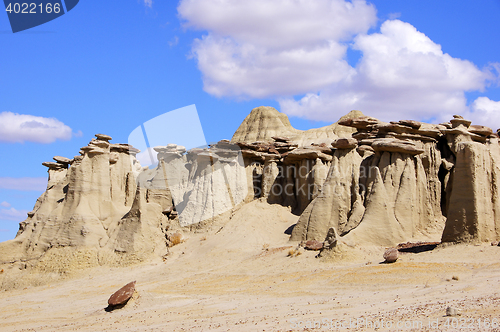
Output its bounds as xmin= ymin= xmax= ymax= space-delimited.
xmin=291 ymin=138 xmax=364 ymax=242
xmin=441 ymin=116 xmax=500 ymax=243
xmin=237 ymin=138 xmax=332 ymax=215
xmin=291 ymin=114 xmax=500 ymax=246
xmin=232 ymin=107 xmax=362 ymax=215
xmin=165 ymin=141 xmax=248 ymax=227
xmin=0 ymin=137 xmax=249 ymax=265
xmin=0 ymin=135 xmax=141 ymax=263
xmin=231 ymin=106 xmax=301 ymax=143
xmin=2 ymin=108 xmax=500 ymax=268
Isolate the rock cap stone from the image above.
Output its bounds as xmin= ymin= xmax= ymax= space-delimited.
xmin=80 ymin=145 xmax=106 ymax=155
xmin=95 ymin=134 xmax=112 ymax=141
xmin=284 ymin=147 xmax=332 ymax=162
xmin=332 ymin=138 xmax=357 ymax=149
xmin=42 ymin=161 xmax=67 ymax=170
xmin=469 ymin=125 xmax=493 ymax=137
xmin=108 ymin=281 xmax=136 ymax=306
xmin=53 ymin=156 xmax=71 ymax=164
xmin=396 ymin=120 xmax=421 ymax=129
xmin=338 ymin=116 xmax=380 ymax=130
xmin=450 ymin=115 xmax=471 ymax=129
xmin=371 ymin=138 xmax=424 ymax=155
xmin=272 ymin=136 xmax=291 ymax=143
xmin=110 ymin=143 xmax=140 ymax=155
xmin=90 ymin=139 xmax=110 ymax=149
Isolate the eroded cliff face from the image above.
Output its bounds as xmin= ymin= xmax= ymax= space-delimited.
xmin=238 ymin=139 xmax=332 ymax=215
xmin=291 ymin=115 xmax=500 ymax=246
xmin=1 ymin=107 xmax=499 ymax=269
xmin=233 ymin=106 xmax=364 ymax=215
xmin=232 ymin=106 xmax=362 ymax=146
xmin=440 ymin=119 xmax=500 ymax=243
xmin=0 ymin=137 xmax=249 ymax=266
xmin=0 ymin=135 xmax=141 ymax=264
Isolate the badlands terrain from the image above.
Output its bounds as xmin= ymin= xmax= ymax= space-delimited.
xmin=1 ymin=211 xmax=500 ymax=331
xmin=1 ymin=107 xmax=500 ymax=331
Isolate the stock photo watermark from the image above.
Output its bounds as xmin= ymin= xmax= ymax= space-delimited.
xmin=127 ymin=104 xmax=247 ymax=227
xmin=253 ymin=160 xmax=380 ymax=201
xmin=125 ymin=105 xmax=385 ymax=227
xmin=3 ymin=0 xmax=79 ymax=33
xmin=290 ymin=317 xmax=500 ymax=330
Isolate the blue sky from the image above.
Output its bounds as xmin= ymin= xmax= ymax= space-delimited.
xmin=1 ymin=0 xmax=500 ymax=241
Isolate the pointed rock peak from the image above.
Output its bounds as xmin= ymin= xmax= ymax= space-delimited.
xmin=231 ymin=106 xmax=301 ymax=143
xmin=338 ymin=110 xmax=365 ymax=122
xmin=232 ymin=107 xmax=366 ymax=146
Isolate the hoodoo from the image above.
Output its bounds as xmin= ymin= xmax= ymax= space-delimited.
xmin=1 ymin=107 xmax=499 ymax=271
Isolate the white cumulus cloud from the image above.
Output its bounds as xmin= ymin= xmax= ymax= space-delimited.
xmin=0 ymin=177 xmax=47 ymax=192
xmin=178 ymin=0 xmax=376 ymax=98
xmin=144 ymin=0 xmax=152 ymax=8
xmin=466 ymin=97 xmax=500 ymax=130
xmin=179 ymin=1 xmax=499 ymax=124
xmin=281 ymin=20 xmax=493 ymax=122
xmin=0 ymin=202 xmax=11 ymax=208
xmin=0 ymin=112 xmax=73 ymax=144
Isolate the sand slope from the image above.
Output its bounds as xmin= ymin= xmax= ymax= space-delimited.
xmin=1 ymin=201 xmax=500 ymax=331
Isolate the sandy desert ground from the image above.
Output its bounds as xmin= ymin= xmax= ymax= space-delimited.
xmin=1 ymin=200 xmax=500 ymax=332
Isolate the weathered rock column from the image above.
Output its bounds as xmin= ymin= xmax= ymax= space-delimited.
xmin=291 ymin=138 xmax=362 ymax=241
xmin=262 ymin=154 xmax=280 ymax=200
xmin=441 ymin=116 xmax=500 ymax=242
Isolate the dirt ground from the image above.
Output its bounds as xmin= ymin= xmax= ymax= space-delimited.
xmin=1 ymin=201 xmax=500 ymax=331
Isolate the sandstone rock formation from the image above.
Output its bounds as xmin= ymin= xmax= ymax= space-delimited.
xmin=1 ymin=108 xmax=499 ymax=271
xmin=231 ymin=106 xmax=362 ymax=146
xmin=0 ymin=135 xmax=142 ymax=264
xmin=231 ymin=107 xmax=363 ymax=215
xmin=0 ymin=137 xmax=249 ymax=266
xmin=291 ymin=114 xmax=500 ymax=246
xmin=231 ymin=106 xmax=301 ymax=143
xmin=440 ymin=116 xmax=500 ymax=243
